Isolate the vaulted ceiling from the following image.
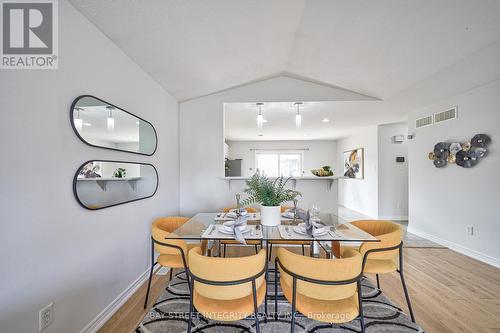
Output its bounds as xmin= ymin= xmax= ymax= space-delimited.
xmin=70 ymin=0 xmax=500 ymax=102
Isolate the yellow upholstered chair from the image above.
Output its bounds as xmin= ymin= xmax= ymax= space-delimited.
xmin=220 ymin=207 xmax=261 ymax=257
xmin=144 ymin=217 xmax=201 ymax=309
xmin=276 ymin=247 xmax=365 ymax=332
xmin=187 ymin=247 xmax=267 ymax=333
xmin=341 ymin=220 xmax=415 ymax=322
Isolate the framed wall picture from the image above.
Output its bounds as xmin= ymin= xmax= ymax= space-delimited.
xmin=343 ymin=148 xmax=364 ymax=179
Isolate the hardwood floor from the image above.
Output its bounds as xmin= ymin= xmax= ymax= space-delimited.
xmin=98 ymin=246 xmax=500 ymax=333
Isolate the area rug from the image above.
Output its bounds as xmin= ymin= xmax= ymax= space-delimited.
xmin=137 ymin=270 xmax=424 ymax=333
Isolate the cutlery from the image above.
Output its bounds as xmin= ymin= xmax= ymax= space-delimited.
xmin=251 ymin=227 xmax=255 ymax=236
xmin=208 ymin=225 xmax=216 ymax=236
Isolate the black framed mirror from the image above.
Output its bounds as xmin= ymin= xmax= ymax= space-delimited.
xmin=70 ymin=95 xmax=158 ymax=155
xmin=73 ymin=160 xmax=158 ymax=210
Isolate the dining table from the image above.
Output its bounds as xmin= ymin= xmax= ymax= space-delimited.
xmin=164 ymin=212 xmax=380 ymax=316
xmin=164 ymin=212 xmax=379 ymax=258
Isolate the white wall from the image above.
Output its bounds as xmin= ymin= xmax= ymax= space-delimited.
xmin=179 ymin=75 xmax=363 ymax=216
xmin=407 ymin=79 xmax=500 ymax=267
xmin=227 ymin=140 xmax=337 ymax=177
xmin=337 ymin=126 xmax=379 ymax=218
xmin=0 ymin=1 xmax=179 ymax=333
xmin=377 ymin=122 xmax=409 ymax=220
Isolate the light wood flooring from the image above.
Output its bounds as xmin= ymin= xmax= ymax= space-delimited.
xmin=97 ymin=245 xmax=500 ymax=333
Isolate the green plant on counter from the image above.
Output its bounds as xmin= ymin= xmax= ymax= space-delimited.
xmin=113 ymin=168 xmax=126 ymax=178
xmin=241 ymin=171 xmax=301 ymax=207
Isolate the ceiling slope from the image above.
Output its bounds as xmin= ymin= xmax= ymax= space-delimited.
xmin=70 ymin=0 xmax=500 ymax=104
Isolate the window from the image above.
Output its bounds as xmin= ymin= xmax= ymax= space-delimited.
xmin=255 ymin=151 xmax=303 ymax=177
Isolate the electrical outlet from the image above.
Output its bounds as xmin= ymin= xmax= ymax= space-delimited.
xmin=39 ymin=303 xmax=53 ymax=332
xmin=466 ymin=225 xmax=474 ymax=236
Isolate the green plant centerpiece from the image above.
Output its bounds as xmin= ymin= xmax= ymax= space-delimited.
xmin=241 ymin=172 xmax=301 ymax=226
xmin=113 ymin=168 xmax=126 ymax=178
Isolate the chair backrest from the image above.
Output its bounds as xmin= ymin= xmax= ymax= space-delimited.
xmin=152 ymin=217 xmax=189 ymax=256
xmin=281 ymin=206 xmax=292 ymax=213
xmin=277 ymin=248 xmax=362 ymax=301
xmin=222 ymin=207 xmax=258 ymax=213
xmin=188 ymin=247 xmax=266 ymax=300
xmin=352 ymin=220 xmax=402 ymax=260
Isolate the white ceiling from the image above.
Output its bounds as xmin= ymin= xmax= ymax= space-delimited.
xmin=225 ymin=101 xmax=392 ymax=141
xmin=69 ymin=0 xmax=500 ymax=102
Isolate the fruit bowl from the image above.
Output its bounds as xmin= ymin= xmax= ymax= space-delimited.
xmin=311 ymin=166 xmax=334 ymax=177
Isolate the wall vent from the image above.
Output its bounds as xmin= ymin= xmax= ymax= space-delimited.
xmin=415 ymin=115 xmax=433 ymax=128
xmin=434 ymin=106 xmax=457 ymax=124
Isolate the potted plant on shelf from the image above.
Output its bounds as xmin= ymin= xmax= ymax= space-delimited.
xmin=241 ymin=172 xmax=301 ymax=226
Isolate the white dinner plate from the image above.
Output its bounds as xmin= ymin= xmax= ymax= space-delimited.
xmin=293 ymin=223 xmax=328 ymax=236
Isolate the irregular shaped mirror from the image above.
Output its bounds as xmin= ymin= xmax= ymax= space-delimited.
xmin=71 ymin=95 xmax=157 ymax=155
xmin=73 ymin=160 xmax=158 ymax=210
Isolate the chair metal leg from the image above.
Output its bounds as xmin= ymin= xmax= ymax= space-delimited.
xmin=143 ymin=263 xmax=155 ymax=309
xmin=376 ymin=274 xmax=380 ymax=289
xmin=357 ymin=280 xmax=365 ymax=333
xmin=399 ymin=270 xmax=415 ymax=322
xmin=169 ymin=267 xmax=173 ymax=281
xmin=187 ymin=278 xmax=194 ymax=333
xmin=301 ymin=244 xmax=305 ymax=255
xmin=255 ymin=244 xmax=259 ymax=254
xmin=268 ymin=244 xmax=273 ymax=262
xmin=274 ymin=259 xmax=279 ymax=320
xmin=263 ymin=242 xmax=268 ymax=323
xmin=143 ymin=240 xmax=156 ymax=309
xmin=399 ymin=244 xmax=416 ymax=323
xmin=252 ymin=280 xmax=261 ymax=333
xmin=223 ymin=244 xmax=227 ymax=257
xmin=290 ymin=277 xmax=297 ymax=333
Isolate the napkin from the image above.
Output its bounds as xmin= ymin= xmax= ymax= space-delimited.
xmin=297 ymin=209 xmax=323 ymax=237
xmin=232 ymin=215 xmax=248 ymax=245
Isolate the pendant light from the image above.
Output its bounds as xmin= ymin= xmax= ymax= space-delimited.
xmin=256 ymin=102 xmax=264 ymax=129
xmin=294 ymin=102 xmax=303 ymax=128
xmin=106 ymin=106 xmax=115 ymax=131
xmin=74 ymin=107 xmax=83 ymax=131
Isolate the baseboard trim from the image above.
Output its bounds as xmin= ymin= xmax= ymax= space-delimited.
xmin=407 ymin=226 xmax=500 ymax=268
xmin=80 ymin=265 xmax=163 ymax=333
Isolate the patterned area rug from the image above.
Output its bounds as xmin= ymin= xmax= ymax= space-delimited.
xmin=137 ymin=270 xmax=424 ymax=333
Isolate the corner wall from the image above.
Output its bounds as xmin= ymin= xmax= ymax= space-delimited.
xmin=0 ymin=1 xmax=180 ymax=332
xmin=377 ymin=122 xmax=409 ymax=220
xmin=407 ymin=79 xmax=500 ymax=267
xmin=337 ymin=126 xmax=379 ymax=218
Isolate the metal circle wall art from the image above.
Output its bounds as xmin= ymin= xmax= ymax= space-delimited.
xmin=428 ymin=133 xmax=491 ymax=169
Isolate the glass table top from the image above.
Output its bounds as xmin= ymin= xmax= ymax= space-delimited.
xmin=164 ymin=213 xmax=379 ymax=242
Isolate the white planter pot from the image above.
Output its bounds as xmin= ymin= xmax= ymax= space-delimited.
xmin=260 ymin=205 xmax=281 ymax=226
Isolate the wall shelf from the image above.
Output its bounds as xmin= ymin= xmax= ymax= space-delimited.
xmin=76 ymin=177 xmax=142 ymax=191
xmin=221 ymin=176 xmax=342 ymax=191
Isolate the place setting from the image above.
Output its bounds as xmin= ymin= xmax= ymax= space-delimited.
xmin=278 ymin=208 xmax=344 ymax=240
xmin=202 ymin=214 xmax=263 ymax=243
